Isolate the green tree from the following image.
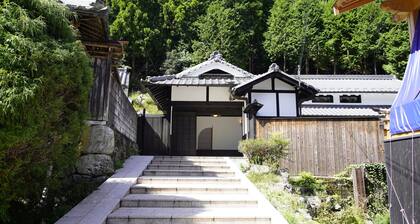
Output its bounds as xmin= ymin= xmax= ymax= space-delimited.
xmin=0 ymin=0 xmax=92 ymax=222
xmin=380 ymin=22 xmax=410 ymax=79
xmin=192 ymin=0 xmax=267 ymax=71
xmin=109 ymin=0 xmax=166 ymax=85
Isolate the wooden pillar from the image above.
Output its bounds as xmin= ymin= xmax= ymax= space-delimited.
xmin=352 ymin=167 xmax=367 ymax=210
xmin=409 ymin=10 xmax=419 ymax=44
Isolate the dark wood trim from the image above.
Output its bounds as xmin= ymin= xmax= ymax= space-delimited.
xmin=295 ymin=88 xmax=300 ymax=116
xmin=206 ymin=86 xmax=209 ymax=102
xmin=171 ymin=101 xmax=244 ymax=106
xmin=196 ymin=115 xmax=242 ymax=118
xmin=248 ymin=92 xmax=252 ymax=103
xmin=276 ymin=92 xmax=280 ymax=117
xmin=251 ymin=90 xmax=296 ymax=93
xmin=271 ymin=77 xmax=275 ymax=91
xmin=256 ymin=116 xmax=380 ymax=121
xmin=196 ymin=150 xmax=242 ymax=157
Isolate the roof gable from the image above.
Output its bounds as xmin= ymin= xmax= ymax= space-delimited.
xmin=232 ymin=63 xmax=319 ymax=101
xmin=174 ymin=52 xmax=253 ymax=79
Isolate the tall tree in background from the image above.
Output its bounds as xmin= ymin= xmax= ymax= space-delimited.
xmin=264 ymin=0 xmax=409 ymax=75
xmin=109 ymin=0 xmax=166 ymax=87
xmin=379 ymin=23 xmax=410 ymax=79
xmin=108 ymin=0 xmax=409 ymax=81
xmin=192 ymin=0 xmax=268 ymax=72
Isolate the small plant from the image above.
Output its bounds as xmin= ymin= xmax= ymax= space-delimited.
xmin=289 ymin=172 xmax=324 ymax=195
xmin=239 ymin=133 xmax=289 ymax=171
xmin=373 ymin=211 xmax=390 ymax=224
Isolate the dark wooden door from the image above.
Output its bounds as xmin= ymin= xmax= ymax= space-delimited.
xmin=172 ymin=112 xmax=196 ymax=155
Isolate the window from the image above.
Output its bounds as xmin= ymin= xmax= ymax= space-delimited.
xmin=312 ymin=95 xmax=333 ymax=103
xmin=340 ymin=95 xmax=361 ymax=103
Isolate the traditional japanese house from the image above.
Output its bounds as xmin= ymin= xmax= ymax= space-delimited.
xmin=142 ymin=52 xmax=390 ymax=175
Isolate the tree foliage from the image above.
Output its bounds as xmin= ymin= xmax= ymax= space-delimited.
xmin=265 ymin=0 xmax=409 ymax=76
xmin=0 ymin=0 xmax=92 ymax=222
xmin=109 ymin=0 xmax=409 ymax=82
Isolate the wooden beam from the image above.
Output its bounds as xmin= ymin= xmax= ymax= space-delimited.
xmin=408 ymin=10 xmax=419 ymax=44
xmin=334 ymin=0 xmax=373 ymax=15
xmin=381 ymin=0 xmax=420 ymax=13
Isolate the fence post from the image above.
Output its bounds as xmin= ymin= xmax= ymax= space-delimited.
xmin=352 ymin=167 xmax=367 ymax=210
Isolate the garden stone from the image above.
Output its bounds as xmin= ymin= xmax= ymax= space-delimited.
xmin=76 ymin=154 xmax=114 ymax=176
xmin=85 ymin=125 xmax=115 ymax=155
xmin=306 ymin=196 xmax=321 ymax=216
xmin=250 ymin=164 xmax=270 ymax=174
xmin=306 ymin=196 xmax=321 ymax=209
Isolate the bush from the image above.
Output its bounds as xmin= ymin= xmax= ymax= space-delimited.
xmin=0 ymin=0 xmax=92 ymax=222
xmin=239 ymin=133 xmax=289 ymax=171
xmin=289 ymin=172 xmax=325 ymax=195
xmin=373 ymin=212 xmax=390 ymax=224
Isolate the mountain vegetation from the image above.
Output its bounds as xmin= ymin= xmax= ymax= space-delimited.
xmin=109 ymin=0 xmax=410 ymax=88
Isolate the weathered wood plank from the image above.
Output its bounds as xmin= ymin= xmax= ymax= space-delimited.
xmin=256 ymin=118 xmax=384 ymax=176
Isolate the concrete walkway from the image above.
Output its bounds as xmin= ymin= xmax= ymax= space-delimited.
xmin=56 ymin=156 xmax=288 ymax=224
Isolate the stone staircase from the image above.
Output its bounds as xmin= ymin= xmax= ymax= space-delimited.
xmin=106 ymin=156 xmax=277 ymax=224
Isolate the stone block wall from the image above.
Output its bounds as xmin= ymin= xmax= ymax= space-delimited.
xmin=75 ymin=72 xmax=139 ymax=182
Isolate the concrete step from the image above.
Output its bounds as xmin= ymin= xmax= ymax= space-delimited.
xmin=138 ymin=177 xmax=242 ymax=185
xmin=120 ymin=194 xmax=258 ymax=208
xmin=147 ymin=164 xmax=231 ymax=171
xmin=142 ymin=169 xmax=235 ymax=177
xmin=107 ymin=208 xmax=271 ymax=224
xmin=153 ymin=156 xmax=225 ymax=160
xmin=150 ymin=161 xmax=228 ymax=166
xmin=152 ymin=157 xmax=226 ymax=163
xmin=130 ymin=184 xmax=249 ymax=194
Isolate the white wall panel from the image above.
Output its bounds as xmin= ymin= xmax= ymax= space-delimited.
xmin=278 ymin=93 xmax=297 ymax=116
xmin=252 ymin=79 xmax=272 ymax=90
xmin=274 ymin=79 xmax=295 ymax=91
xmin=196 ymin=117 xmax=242 ymax=150
xmin=171 ymin=86 xmax=206 ymax=101
xmin=303 ymin=92 xmax=397 ymax=106
xmin=209 ymin=87 xmax=231 ymax=101
xmin=251 ymin=92 xmax=277 ymax=116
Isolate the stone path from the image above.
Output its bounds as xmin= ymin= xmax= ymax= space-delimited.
xmin=56 ymin=156 xmax=288 ymax=224
xmin=107 ymin=156 xmax=287 ymax=224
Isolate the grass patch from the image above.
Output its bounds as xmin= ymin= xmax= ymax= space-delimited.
xmin=247 ymin=172 xmax=317 ymax=224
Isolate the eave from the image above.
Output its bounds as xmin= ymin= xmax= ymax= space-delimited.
xmin=334 ymin=0 xmax=420 ymax=21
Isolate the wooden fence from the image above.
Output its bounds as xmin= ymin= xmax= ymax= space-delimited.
xmin=138 ymin=115 xmax=170 ymax=155
xmin=385 ymin=135 xmax=420 ymax=224
xmin=256 ymin=118 xmax=385 ymax=176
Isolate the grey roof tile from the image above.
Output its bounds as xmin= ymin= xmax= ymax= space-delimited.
xmin=292 ymin=75 xmax=401 ymax=93
xmin=301 ymin=106 xmax=380 ymax=117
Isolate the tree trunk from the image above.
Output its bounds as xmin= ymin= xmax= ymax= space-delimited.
xmin=283 ymin=53 xmax=286 ymax=72
xmin=373 ymin=54 xmax=377 ymax=75
xmin=305 ymin=57 xmax=309 ymax=74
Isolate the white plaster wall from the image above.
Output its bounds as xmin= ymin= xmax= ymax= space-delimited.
xmin=171 ymin=86 xmax=206 ymax=101
xmin=304 ymin=92 xmax=397 ymax=106
xmin=196 ymin=116 xmax=242 ymax=150
xmin=251 ymin=92 xmax=277 ymax=116
xmin=274 ymin=79 xmax=295 ymax=91
xmin=278 ymin=93 xmax=297 ymax=116
xmin=209 ymin=87 xmax=231 ymax=101
xmin=252 ymin=79 xmax=272 ymax=90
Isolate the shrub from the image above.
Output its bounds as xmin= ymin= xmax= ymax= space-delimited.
xmin=289 ymin=172 xmax=325 ymax=195
xmin=239 ymin=133 xmax=289 ymax=171
xmin=373 ymin=212 xmax=390 ymax=224
xmin=0 ymin=0 xmax=92 ymax=222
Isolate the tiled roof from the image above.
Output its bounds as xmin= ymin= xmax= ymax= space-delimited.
xmin=147 ymin=77 xmax=252 ymax=86
xmin=292 ymin=75 xmax=401 ymax=93
xmin=145 ymin=52 xmax=254 ymax=86
xmin=301 ymin=105 xmax=381 ymax=117
xmin=60 ymin=0 xmax=105 ymax=9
